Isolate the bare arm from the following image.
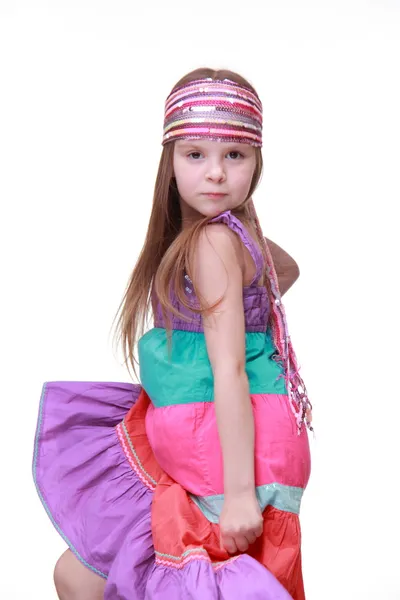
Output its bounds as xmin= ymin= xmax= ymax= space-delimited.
xmin=193 ymin=224 xmax=254 ymax=495
xmin=192 ymin=224 xmax=262 ymax=553
xmin=264 ymin=237 xmax=300 ymax=296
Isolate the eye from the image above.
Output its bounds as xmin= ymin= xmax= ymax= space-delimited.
xmin=227 ymin=151 xmax=244 ymax=160
xmin=188 ymin=152 xmax=203 ymax=160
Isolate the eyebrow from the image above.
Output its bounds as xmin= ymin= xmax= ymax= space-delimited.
xmin=176 ymin=142 xmax=203 ymax=149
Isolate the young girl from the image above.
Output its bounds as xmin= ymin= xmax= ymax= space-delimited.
xmin=33 ymin=67 xmax=313 ymax=600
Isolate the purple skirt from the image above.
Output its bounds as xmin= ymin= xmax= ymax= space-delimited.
xmin=33 ymin=381 xmax=294 ymax=599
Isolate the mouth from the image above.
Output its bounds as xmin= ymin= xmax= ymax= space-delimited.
xmin=202 ymin=193 xmax=227 ymax=198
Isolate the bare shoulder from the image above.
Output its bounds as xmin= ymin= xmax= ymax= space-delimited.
xmin=198 ymin=223 xmax=242 ymax=253
xmin=191 ymin=223 xmax=244 ymax=301
xmin=193 ymin=223 xmax=243 ymax=268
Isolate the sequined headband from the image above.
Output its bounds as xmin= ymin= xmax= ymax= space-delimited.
xmin=162 ymin=78 xmax=263 ymax=147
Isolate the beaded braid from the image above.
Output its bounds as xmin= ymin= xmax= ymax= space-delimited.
xmin=248 ymin=199 xmax=313 ymax=434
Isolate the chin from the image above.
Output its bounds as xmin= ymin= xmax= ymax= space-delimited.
xmin=200 ymin=204 xmax=231 ymax=219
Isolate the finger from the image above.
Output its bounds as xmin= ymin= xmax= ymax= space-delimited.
xmin=235 ymin=535 xmax=250 ymax=553
xmin=254 ymin=521 xmax=264 ymax=538
xmin=244 ymin=531 xmax=258 ymax=545
xmin=221 ymin=534 xmax=238 ymax=555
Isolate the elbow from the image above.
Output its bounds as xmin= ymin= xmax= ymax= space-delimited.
xmin=292 ymin=262 xmax=300 ymax=281
xmin=279 ymin=263 xmax=300 ymax=296
xmin=213 ymin=358 xmax=246 ymax=380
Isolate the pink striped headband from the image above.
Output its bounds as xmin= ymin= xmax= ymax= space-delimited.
xmin=162 ymin=78 xmax=263 ymax=147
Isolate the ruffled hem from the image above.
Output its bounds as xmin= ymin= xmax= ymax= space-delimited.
xmin=144 ymin=556 xmax=292 ymax=600
xmin=33 ymin=381 xmax=153 ymax=580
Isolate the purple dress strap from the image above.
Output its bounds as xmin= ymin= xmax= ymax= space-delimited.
xmin=210 ymin=211 xmax=264 ymax=286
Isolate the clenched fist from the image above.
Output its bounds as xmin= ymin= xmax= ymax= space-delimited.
xmin=219 ymin=492 xmax=264 ymax=555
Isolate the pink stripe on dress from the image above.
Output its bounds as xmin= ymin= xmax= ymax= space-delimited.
xmin=145 ymin=394 xmax=311 ymax=497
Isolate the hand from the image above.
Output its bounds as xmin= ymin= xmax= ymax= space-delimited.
xmin=219 ymin=492 xmax=263 ymax=554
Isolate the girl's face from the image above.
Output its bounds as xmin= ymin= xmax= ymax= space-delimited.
xmin=173 ymin=140 xmax=257 ymax=221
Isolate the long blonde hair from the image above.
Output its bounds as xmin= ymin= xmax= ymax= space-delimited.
xmin=112 ymin=67 xmax=264 ymax=378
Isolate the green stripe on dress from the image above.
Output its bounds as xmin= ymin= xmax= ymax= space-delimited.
xmin=138 ymin=327 xmax=287 ymax=408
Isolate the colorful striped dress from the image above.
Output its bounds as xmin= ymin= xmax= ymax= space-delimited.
xmin=33 ymin=210 xmax=311 ymax=599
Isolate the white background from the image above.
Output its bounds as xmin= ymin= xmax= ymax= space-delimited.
xmin=1 ymin=1 xmax=399 ymax=598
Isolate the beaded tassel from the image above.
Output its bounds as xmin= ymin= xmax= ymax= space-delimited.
xmin=248 ymin=200 xmax=313 ymax=434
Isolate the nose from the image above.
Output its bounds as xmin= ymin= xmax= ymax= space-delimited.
xmin=206 ymin=161 xmax=226 ymax=183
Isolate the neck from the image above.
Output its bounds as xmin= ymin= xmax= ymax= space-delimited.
xmin=179 ymin=199 xmax=203 ymax=230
